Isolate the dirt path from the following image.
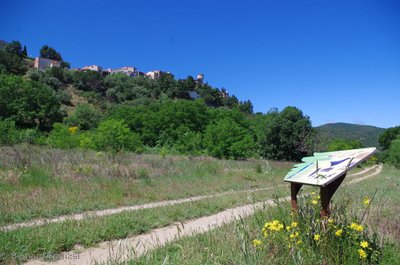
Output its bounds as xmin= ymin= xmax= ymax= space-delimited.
xmin=347 ymin=164 xmax=379 ymax=177
xmin=1 ymin=185 xmax=285 ymax=232
xmin=3 ymin=166 xmax=379 ymax=232
xmin=24 ymin=165 xmax=382 ymax=265
xmin=346 ymin=164 xmax=382 ymax=185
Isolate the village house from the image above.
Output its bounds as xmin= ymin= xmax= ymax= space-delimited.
xmin=145 ymin=70 xmax=166 ymax=79
xmin=110 ymin=66 xmax=140 ymax=77
xmin=34 ymin=57 xmax=61 ymax=70
xmin=81 ymin=65 xmax=103 ymax=72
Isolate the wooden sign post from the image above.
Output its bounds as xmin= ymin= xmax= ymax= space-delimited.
xmin=285 ymin=148 xmax=376 ymax=217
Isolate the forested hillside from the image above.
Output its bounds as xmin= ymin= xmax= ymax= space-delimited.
xmin=317 ymin=122 xmax=385 ymax=149
xmin=0 ymin=40 xmax=317 ymax=161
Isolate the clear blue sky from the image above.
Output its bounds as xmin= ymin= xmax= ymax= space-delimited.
xmin=1 ymin=0 xmax=399 ymax=128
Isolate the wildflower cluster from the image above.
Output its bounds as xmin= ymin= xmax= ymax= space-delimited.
xmin=68 ymin=126 xmax=78 ymax=134
xmin=252 ymin=192 xmax=383 ymax=264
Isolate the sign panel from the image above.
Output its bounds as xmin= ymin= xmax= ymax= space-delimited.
xmin=284 ymin=147 xmax=377 ymax=187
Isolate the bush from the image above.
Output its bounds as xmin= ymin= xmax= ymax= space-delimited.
xmin=91 ymin=119 xmax=142 ymax=153
xmin=19 ymin=128 xmax=45 ymax=145
xmin=55 ymin=90 xmax=72 ymax=105
xmin=47 ymin=123 xmax=81 ymax=149
xmin=64 ymin=104 xmax=102 ymax=130
xmin=0 ymin=119 xmax=20 ymax=145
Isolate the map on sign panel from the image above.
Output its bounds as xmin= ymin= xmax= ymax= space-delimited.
xmin=284 ymin=147 xmax=377 ymax=187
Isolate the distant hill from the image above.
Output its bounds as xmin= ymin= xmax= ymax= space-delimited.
xmin=316 ymin=123 xmax=385 ymax=149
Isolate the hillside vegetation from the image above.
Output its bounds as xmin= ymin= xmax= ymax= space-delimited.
xmin=1 ymin=39 xmax=399 ymax=165
xmin=317 ymin=122 xmax=385 ymax=149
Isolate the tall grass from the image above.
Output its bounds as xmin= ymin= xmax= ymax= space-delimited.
xmin=0 ymin=145 xmax=291 ymax=225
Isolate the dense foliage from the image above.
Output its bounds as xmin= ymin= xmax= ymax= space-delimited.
xmin=327 ymin=139 xmax=363 ymax=151
xmin=0 ymin=74 xmax=64 ymax=130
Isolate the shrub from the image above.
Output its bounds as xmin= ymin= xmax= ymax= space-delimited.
xmin=64 ymin=103 xmax=102 ymax=130
xmin=47 ymin=123 xmax=81 ymax=149
xmin=91 ymin=119 xmax=142 ymax=153
xmin=0 ymin=119 xmax=20 ymax=145
xmin=19 ymin=128 xmax=45 ymax=145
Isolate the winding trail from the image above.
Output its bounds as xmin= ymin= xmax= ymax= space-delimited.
xmin=1 ymin=185 xmax=285 ymax=232
xmin=23 ymin=165 xmax=382 ymax=265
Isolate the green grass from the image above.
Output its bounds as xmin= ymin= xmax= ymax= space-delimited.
xmin=0 ymin=185 xmax=288 ymax=264
xmin=0 ymin=145 xmax=291 ymax=225
xmin=128 ymin=165 xmax=400 ymax=265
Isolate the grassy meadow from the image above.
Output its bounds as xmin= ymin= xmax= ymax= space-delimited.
xmin=0 ymin=145 xmax=291 ymax=226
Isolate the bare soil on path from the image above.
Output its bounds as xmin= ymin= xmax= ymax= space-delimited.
xmin=23 ymin=165 xmax=382 ymax=265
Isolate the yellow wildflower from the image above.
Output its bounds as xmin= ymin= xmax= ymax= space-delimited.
xmin=356 ymin=225 xmax=364 ymax=232
xmin=252 ymin=239 xmax=263 ymax=248
xmin=363 ymin=196 xmax=371 ymax=206
xmin=68 ymin=126 xmax=78 ymax=134
xmin=297 ymin=239 xmax=302 ymax=245
xmin=316 ymin=195 xmax=320 ymax=200
xmin=314 ymin=234 xmax=321 ymax=241
xmin=358 ymin=249 xmax=367 ymax=259
xmin=312 ymin=200 xmax=318 ymax=205
xmin=335 ymin=229 xmax=343 ymax=237
xmin=286 ymin=225 xmax=291 ymax=231
xmin=360 ymin=241 xmax=369 ymax=248
xmin=328 ymin=218 xmax=334 ymax=225
xmin=291 ymin=221 xmax=298 ymax=227
xmin=290 ymin=232 xmax=299 ymax=239
xmin=311 ymin=191 xmax=316 ymax=195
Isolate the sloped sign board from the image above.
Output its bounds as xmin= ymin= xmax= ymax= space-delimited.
xmin=284 ymin=147 xmax=377 ymax=187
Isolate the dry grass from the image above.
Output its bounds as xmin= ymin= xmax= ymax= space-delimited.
xmin=0 ymin=145 xmax=292 ymax=225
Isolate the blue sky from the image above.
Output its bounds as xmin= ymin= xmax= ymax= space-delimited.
xmin=1 ymin=0 xmax=399 ymax=128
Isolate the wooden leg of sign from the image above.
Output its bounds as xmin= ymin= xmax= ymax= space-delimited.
xmin=290 ymin=183 xmax=303 ymax=212
xmin=320 ymin=173 xmax=346 ymax=217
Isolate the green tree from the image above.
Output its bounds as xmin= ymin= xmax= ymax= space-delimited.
xmin=0 ymin=74 xmax=64 ymax=130
xmin=238 ymin=100 xmax=254 ymax=114
xmin=204 ymin=118 xmax=255 ymax=159
xmin=65 ymin=104 xmax=102 ymax=130
xmin=0 ymin=49 xmax=27 ymax=75
xmin=4 ymin=41 xmax=24 ymax=57
xmin=259 ymin=106 xmax=314 ymax=161
xmin=105 ymin=73 xmax=150 ymax=102
xmin=387 ymin=138 xmax=400 ymax=168
xmin=73 ymin=70 xmax=106 ymax=95
xmin=22 ymin=45 xmax=28 ymax=58
xmin=327 ymin=139 xmax=363 ymax=151
xmin=39 ymin=45 xmax=62 ymax=61
xmin=379 ymin=126 xmax=400 ymax=150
